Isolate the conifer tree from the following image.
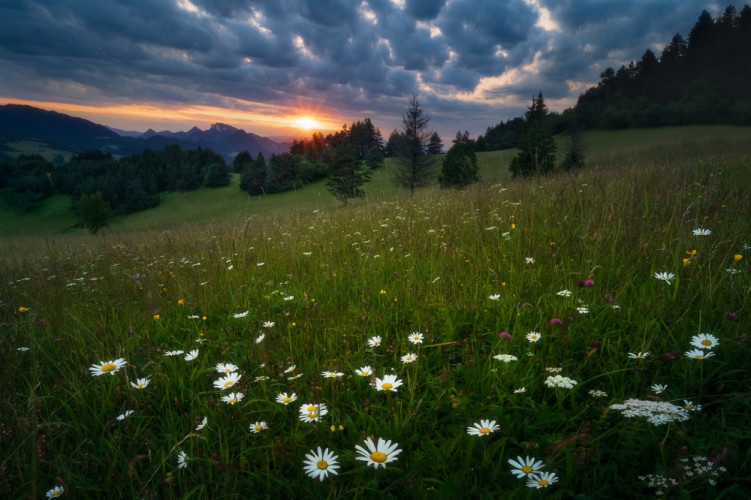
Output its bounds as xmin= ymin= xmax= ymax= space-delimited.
xmin=510 ymin=92 xmax=556 ymax=177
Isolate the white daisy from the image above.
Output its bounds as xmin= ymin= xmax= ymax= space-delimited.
xmin=526 ymin=332 xmax=542 ymax=343
xmin=692 ymin=228 xmax=711 ymax=236
xmin=177 ymin=450 xmax=188 ymax=468
xmin=303 ymin=447 xmax=340 ymax=482
xmin=233 ymin=311 xmax=249 ymax=318
xmin=685 ymin=349 xmax=715 ymax=360
xmin=514 ymin=387 xmax=527 ymax=393
xmin=255 ymin=334 xmax=265 ymax=344
xmin=466 ymin=419 xmax=500 ymax=437
xmin=628 ymin=352 xmax=649 ymax=359
xmin=89 ymin=358 xmax=127 ymax=376
xmin=163 ymin=350 xmax=184 ymax=357
xmin=249 ymin=421 xmax=268 ymax=433
xmin=651 ymin=384 xmax=668 ymax=394
xmin=654 ymin=272 xmax=676 ymax=285
xmin=354 ymin=437 xmax=402 ymax=469
xmin=525 ymin=257 xmax=535 ymax=264
xmin=322 ymin=371 xmax=344 ymax=378
xmin=489 ymin=294 xmax=501 ymax=301
xmin=355 ymin=365 xmax=374 ymax=377
xmin=374 ymin=374 xmax=403 ymax=392
xmin=526 ymin=471 xmax=559 ymax=489
xmin=216 ymin=362 xmax=239 ymax=373
xmin=690 ymin=333 xmax=719 ymax=350
xmin=214 ymin=372 xmax=242 ymax=390
xmin=221 ymin=392 xmax=244 ymax=405
xmin=401 ymin=353 xmax=417 ymax=363
xmin=45 ymin=486 xmax=64 ymax=498
xmin=263 ymin=321 xmax=275 ymax=328
xmin=408 ymin=332 xmax=424 ymax=344
xmin=276 ymin=392 xmax=298 ymax=405
xmin=368 ymin=336 xmax=382 ymax=347
xmin=184 ymin=349 xmax=199 ymax=361
xmin=508 ymin=456 xmax=545 ymax=478
xmin=130 ymin=377 xmax=150 ymax=389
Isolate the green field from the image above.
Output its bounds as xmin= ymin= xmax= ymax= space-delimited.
xmin=1 ymin=125 xmax=750 ymax=498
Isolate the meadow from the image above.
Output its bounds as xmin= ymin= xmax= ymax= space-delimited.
xmin=1 ymin=126 xmax=750 ymax=498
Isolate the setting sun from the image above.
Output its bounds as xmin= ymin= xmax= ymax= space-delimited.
xmin=293 ymin=115 xmax=321 ymax=130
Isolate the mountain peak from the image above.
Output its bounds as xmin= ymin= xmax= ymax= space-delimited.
xmin=209 ymin=123 xmax=238 ymax=134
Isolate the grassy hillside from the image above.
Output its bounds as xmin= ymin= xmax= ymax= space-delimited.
xmin=0 ymin=125 xmax=749 ymax=498
xmin=1 ymin=125 xmax=749 ymax=239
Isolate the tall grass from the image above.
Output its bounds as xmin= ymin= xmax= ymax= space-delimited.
xmin=0 ymin=131 xmax=750 ymax=498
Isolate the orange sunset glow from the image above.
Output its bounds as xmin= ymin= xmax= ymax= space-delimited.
xmin=0 ymin=97 xmax=342 ymax=136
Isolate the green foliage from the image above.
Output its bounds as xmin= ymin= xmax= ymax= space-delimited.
xmin=439 ymin=142 xmax=479 ymax=188
xmin=240 ymin=152 xmax=267 ymax=195
xmin=203 ymin=161 xmax=231 ymax=187
xmin=510 ymin=92 xmax=557 ymax=178
xmin=325 ymin=143 xmax=372 ymax=204
xmin=75 ymin=191 xmax=112 ymax=234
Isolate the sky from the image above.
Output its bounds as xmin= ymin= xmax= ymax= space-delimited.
xmin=0 ymin=0 xmax=731 ymax=141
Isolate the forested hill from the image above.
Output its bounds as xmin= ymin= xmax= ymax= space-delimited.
xmin=572 ymin=4 xmax=751 ymax=128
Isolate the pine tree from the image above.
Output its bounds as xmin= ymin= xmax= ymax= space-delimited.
xmin=510 ymin=92 xmax=557 ymax=177
xmin=393 ymin=95 xmax=436 ymax=195
xmin=76 ymin=191 xmax=112 ymax=234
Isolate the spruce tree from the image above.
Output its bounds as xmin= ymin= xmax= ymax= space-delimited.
xmin=325 ymin=143 xmax=372 ymax=205
xmin=510 ymin=92 xmax=556 ymax=177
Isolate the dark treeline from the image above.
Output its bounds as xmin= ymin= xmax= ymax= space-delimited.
xmin=0 ymin=145 xmax=230 ymax=213
xmin=238 ymin=118 xmax=384 ymax=196
xmin=572 ymin=4 xmax=751 ymax=129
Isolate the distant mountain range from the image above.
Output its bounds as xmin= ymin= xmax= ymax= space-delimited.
xmin=0 ymin=104 xmax=288 ymax=160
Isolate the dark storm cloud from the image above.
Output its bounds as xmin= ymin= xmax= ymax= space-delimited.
xmin=405 ymin=0 xmax=446 ymax=20
xmin=0 ymin=0 xmax=734 ymax=138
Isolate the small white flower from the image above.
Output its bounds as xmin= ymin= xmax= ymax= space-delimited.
xmin=692 ymin=228 xmax=711 ymax=236
xmin=221 ymin=392 xmax=244 ymax=405
xmin=177 ymin=451 xmax=188 ymax=468
xmin=493 ymin=354 xmax=518 ymax=363
xmin=374 ymin=374 xmax=403 ymax=392
xmin=255 ymin=333 xmax=265 ymax=344
xmin=651 ymin=384 xmax=668 ymax=394
xmin=116 ymin=410 xmax=134 ymax=421
xmin=628 ymin=352 xmax=649 ymax=359
xmin=263 ymin=321 xmax=275 ymax=328
xmin=276 ymin=392 xmax=298 ymax=405
xmin=233 ymin=311 xmax=249 ymax=318
xmin=355 ymin=365 xmax=373 ymax=376
xmin=576 ymin=306 xmax=589 ymax=314
xmin=46 ymin=486 xmax=65 ymax=498
xmin=130 ymin=377 xmax=151 ymax=389
xmin=556 ymin=289 xmax=572 ymax=297
xmin=401 ymin=352 xmax=417 ymax=363
xmin=284 ymin=365 xmax=297 ymax=373
xmin=283 ymin=295 xmax=294 ymax=301
xmin=322 ymin=371 xmax=344 ymax=378
xmin=686 ymin=349 xmax=715 ymax=360
xmin=526 ymin=331 xmax=542 ymax=343
xmin=489 ymin=294 xmax=501 ymax=301
xmin=525 ymin=257 xmax=535 ymax=264
xmin=408 ymin=332 xmax=424 ymax=344
xmin=249 ymin=421 xmax=268 ymax=433
xmin=514 ymin=387 xmax=527 ymax=393
xmin=184 ymin=349 xmax=199 ymax=361
xmin=368 ymin=336 xmax=382 ymax=347
xmin=195 ymin=416 xmax=208 ymax=430
xmin=654 ymin=272 xmax=675 ymax=285
xmin=163 ymin=350 xmax=184 ymax=357
xmin=466 ymin=419 xmax=500 ymax=437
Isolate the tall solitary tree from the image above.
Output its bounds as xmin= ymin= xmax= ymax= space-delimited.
xmin=76 ymin=191 xmax=112 ymax=234
xmin=393 ymin=95 xmax=437 ymax=195
xmin=510 ymin=91 xmax=557 ymax=177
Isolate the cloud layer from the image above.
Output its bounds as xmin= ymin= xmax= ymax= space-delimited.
xmin=0 ymin=0 xmax=727 ymax=138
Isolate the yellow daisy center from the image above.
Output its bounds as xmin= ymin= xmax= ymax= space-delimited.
xmin=362 ymin=371 xmax=370 ymax=375
xmin=101 ymin=363 xmax=116 ymax=372
xmin=701 ymin=340 xmax=712 ymax=346
xmin=309 ymin=411 xmax=318 ymax=418
xmin=521 ymin=466 xmax=533 ymax=474
xmin=283 ymin=397 xmax=291 ymax=403
xmin=317 ymin=460 xmax=328 ymax=470
xmin=695 ymin=354 xmax=704 ymax=359
xmin=539 ymin=480 xmax=549 ymax=486
xmin=382 ymin=382 xmax=393 ymax=389
xmin=230 ymin=398 xmax=237 ymax=404
xmin=684 ymin=405 xmax=692 ymax=410
xmin=370 ymin=451 xmax=387 ymax=463
xmin=307 ymin=405 xmax=318 ymax=412
xmin=406 ymin=357 xmax=413 ymax=361
xmin=225 ymin=369 xmax=232 ymax=372
xmin=480 ymin=427 xmax=490 ymax=434
xmin=138 ymin=383 xmax=144 ymax=388
xmin=224 ymin=380 xmax=233 ymax=387
xmin=255 ymin=425 xmax=263 ymax=431
xmin=51 ymin=492 xmax=62 ymax=498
